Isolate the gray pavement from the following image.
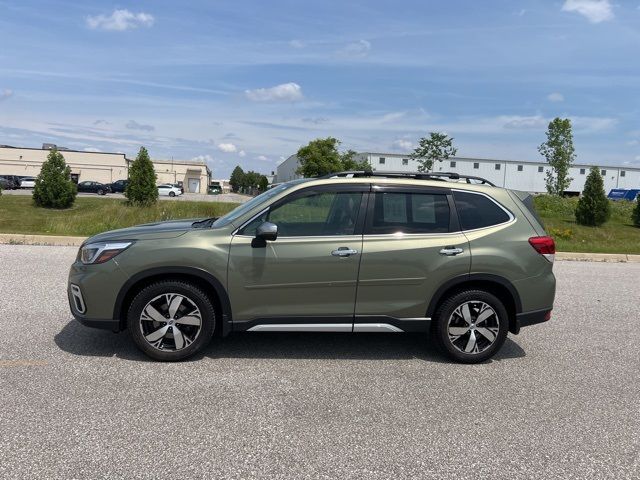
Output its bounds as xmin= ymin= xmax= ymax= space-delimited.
xmin=0 ymin=245 xmax=638 ymax=479
xmin=2 ymin=188 xmax=249 ymax=203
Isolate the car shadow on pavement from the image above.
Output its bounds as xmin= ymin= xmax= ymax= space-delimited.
xmin=54 ymin=319 xmax=526 ymax=363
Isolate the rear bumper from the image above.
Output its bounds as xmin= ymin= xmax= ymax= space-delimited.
xmin=515 ymin=308 xmax=552 ymax=331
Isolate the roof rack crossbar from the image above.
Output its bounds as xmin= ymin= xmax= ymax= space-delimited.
xmin=319 ymin=170 xmax=496 ymax=186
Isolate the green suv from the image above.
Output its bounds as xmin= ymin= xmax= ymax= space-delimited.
xmin=68 ymin=171 xmax=556 ymax=363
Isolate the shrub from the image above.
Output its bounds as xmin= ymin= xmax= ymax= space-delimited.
xmin=126 ymin=147 xmax=158 ymax=206
xmin=32 ymin=149 xmax=77 ymax=209
xmin=575 ymin=167 xmax=610 ymax=226
xmin=633 ymin=197 xmax=640 ymax=227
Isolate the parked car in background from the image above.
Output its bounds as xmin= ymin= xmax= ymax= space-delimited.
xmin=160 ymin=183 xmax=184 ymax=194
xmin=19 ymin=177 xmax=37 ymax=188
xmin=158 ymin=184 xmax=183 ymax=197
xmin=77 ymin=181 xmax=111 ymax=195
xmin=108 ymin=179 xmax=129 ymax=193
xmin=0 ymin=175 xmax=21 ymax=189
xmin=68 ymin=170 xmax=556 ymax=363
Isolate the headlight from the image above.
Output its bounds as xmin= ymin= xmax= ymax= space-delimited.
xmin=80 ymin=241 xmax=133 ymax=264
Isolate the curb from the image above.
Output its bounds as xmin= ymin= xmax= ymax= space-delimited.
xmin=0 ymin=233 xmax=639 ymax=263
xmin=0 ymin=233 xmax=86 ymax=247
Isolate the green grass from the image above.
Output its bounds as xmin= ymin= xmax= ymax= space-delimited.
xmin=1 ymin=193 xmax=639 ymax=254
xmin=0 ymin=196 xmax=238 ymax=237
xmin=533 ymin=195 xmax=640 ymax=254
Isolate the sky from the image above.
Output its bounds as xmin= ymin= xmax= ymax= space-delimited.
xmin=1 ymin=0 xmax=639 ymax=178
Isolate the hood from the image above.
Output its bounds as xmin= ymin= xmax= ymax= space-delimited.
xmin=84 ymin=218 xmax=207 ymax=244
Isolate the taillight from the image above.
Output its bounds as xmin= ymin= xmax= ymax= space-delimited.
xmin=529 ymin=236 xmax=555 ymax=263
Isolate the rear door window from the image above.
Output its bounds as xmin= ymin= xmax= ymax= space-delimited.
xmin=366 ymin=191 xmax=450 ymax=234
xmin=453 ymin=191 xmax=511 ymax=230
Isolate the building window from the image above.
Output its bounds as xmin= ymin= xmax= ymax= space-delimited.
xmin=621 ymin=170 xmax=626 ymax=177
xmin=379 ymin=157 xmax=385 ymax=165
xmin=601 ymin=169 xmax=606 ymax=176
xmin=517 ymin=165 xmax=523 ymax=172
xmin=495 ymin=164 xmax=501 ymax=170
xmin=450 ymin=161 xmax=456 ymax=168
xmin=402 ymin=158 xmax=408 ymax=166
xmin=538 ymin=166 xmax=544 ymax=173
xmin=473 ymin=162 xmax=479 ymax=169
xmin=580 ymin=168 xmax=585 ymax=175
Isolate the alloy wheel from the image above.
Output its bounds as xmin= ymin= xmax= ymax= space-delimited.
xmin=447 ymin=301 xmax=500 ymax=354
xmin=139 ymin=293 xmax=203 ymax=351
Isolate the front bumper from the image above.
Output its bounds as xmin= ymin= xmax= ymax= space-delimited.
xmin=68 ymin=259 xmax=129 ymax=331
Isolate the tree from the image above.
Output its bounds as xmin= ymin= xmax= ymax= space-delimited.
xmin=632 ymin=194 xmax=640 ymax=227
xmin=32 ymin=148 xmax=77 ymax=208
xmin=410 ymin=132 xmax=457 ymax=172
xmin=126 ymin=146 xmax=158 ymax=205
xmin=229 ymin=166 xmax=245 ymax=193
xmin=296 ymin=137 xmax=368 ymax=177
xmin=575 ymin=167 xmax=610 ymax=226
xmin=258 ymin=174 xmax=269 ymax=192
xmin=538 ymin=118 xmax=575 ymax=195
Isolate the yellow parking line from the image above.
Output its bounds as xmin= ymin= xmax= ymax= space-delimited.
xmin=0 ymin=360 xmax=48 ymax=367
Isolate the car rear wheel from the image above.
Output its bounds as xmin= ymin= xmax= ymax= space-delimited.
xmin=169 ymin=191 xmax=176 ymax=197
xmin=127 ymin=281 xmax=216 ymax=361
xmin=97 ymin=189 xmax=104 ymax=195
xmin=432 ymin=289 xmax=508 ymax=363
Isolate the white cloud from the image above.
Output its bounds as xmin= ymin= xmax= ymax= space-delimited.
xmin=245 ymin=82 xmax=303 ymax=102
xmin=256 ymin=155 xmax=269 ymax=161
xmin=0 ymin=89 xmax=13 ymax=101
xmin=626 ymin=140 xmax=639 ymax=146
xmin=571 ymin=116 xmax=617 ymax=131
xmin=289 ymin=39 xmax=305 ymax=48
xmin=238 ymin=150 xmax=246 ymax=157
xmin=561 ymin=1 xmax=613 ymax=23
xmin=217 ymin=143 xmax=237 ymax=153
xmin=125 ymin=120 xmax=154 ymax=131
xmin=392 ymin=139 xmax=414 ymax=151
xmin=93 ymin=119 xmax=110 ymax=126
xmin=338 ymin=39 xmax=371 ymax=58
xmin=502 ymin=115 xmax=549 ymax=129
xmin=192 ymin=154 xmax=213 ymax=163
xmin=83 ymin=147 xmax=101 ymax=152
xmin=547 ymin=92 xmax=564 ymax=102
xmin=86 ymin=9 xmax=155 ymax=31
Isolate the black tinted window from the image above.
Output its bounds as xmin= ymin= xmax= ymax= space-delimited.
xmin=368 ymin=192 xmax=450 ymax=234
xmin=453 ymin=191 xmax=510 ymax=230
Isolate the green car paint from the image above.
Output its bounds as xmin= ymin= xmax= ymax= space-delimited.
xmin=68 ymin=174 xmax=556 ymax=362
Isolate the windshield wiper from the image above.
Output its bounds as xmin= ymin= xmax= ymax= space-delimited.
xmin=191 ymin=217 xmax=218 ymax=229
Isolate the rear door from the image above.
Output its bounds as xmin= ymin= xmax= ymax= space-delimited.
xmin=354 ymin=185 xmax=471 ymax=331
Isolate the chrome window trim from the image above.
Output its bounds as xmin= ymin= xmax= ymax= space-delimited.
xmin=451 ymin=189 xmax=516 ymax=233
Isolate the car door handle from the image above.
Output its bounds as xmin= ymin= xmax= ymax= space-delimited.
xmin=439 ymin=246 xmax=464 ymax=256
xmin=331 ymin=247 xmax=359 ymax=257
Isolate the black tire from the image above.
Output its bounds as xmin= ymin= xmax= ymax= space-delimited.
xmin=432 ymin=289 xmax=508 ymax=364
xmin=97 ymin=189 xmax=104 ymax=195
xmin=127 ymin=281 xmax=216 ymax=361
xmin=169 ymin=191 xmax=176 ymax=197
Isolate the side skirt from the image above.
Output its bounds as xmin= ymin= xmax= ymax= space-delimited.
xmin=234 ymin=316 xmax=431 ymax=333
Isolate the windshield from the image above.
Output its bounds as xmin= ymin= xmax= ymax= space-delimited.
xmin=212 ymin=179 xmax=309 ymax=228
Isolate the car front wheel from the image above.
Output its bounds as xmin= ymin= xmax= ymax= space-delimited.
xmin=169 ymin=191 xmax=175 ymax=197
xmin=127 ymin=281 xmax=216 ymax=361
xmin=432 ymin=289 xmax=508 ymax=363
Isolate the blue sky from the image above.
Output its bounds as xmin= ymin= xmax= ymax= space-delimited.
xmin=1 ymin=0 xmax=639 ymax=177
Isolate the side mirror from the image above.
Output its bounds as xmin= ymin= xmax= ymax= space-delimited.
xmin=252 ymin=222 xmax=278 ymax=248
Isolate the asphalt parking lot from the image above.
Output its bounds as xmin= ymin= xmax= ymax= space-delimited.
xmin=1 ymin=245 xmax=639 ymax=479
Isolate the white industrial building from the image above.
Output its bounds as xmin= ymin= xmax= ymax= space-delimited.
xmin=276 ymin=152 xmax=640 ymax=194
xmin=0 ymin=144 xmax=211 ymax=193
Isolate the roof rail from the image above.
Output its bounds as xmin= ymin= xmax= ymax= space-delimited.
xmin=319 ymin=170 xmax=496 ymax=186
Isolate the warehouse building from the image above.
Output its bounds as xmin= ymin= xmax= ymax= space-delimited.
xmin=276 ymin=152 xmax=640 ymax=194
xmin=0 ymin=144 xmax=211 ymax=193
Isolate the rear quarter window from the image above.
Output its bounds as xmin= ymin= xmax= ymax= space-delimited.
xmin=453 ymin=191 xmax=511 ymax=230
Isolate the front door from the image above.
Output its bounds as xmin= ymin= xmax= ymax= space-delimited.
xmin=188 ymin=178 xmax=200 ymax=193
xmin=227 ymin=184 xmax=368 ymax=331
xmin=354 ymin=185 xmax=471 ymax=332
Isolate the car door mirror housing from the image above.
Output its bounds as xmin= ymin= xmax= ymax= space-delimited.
xmin=252 ymin=222 xmax=278 ymax=247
